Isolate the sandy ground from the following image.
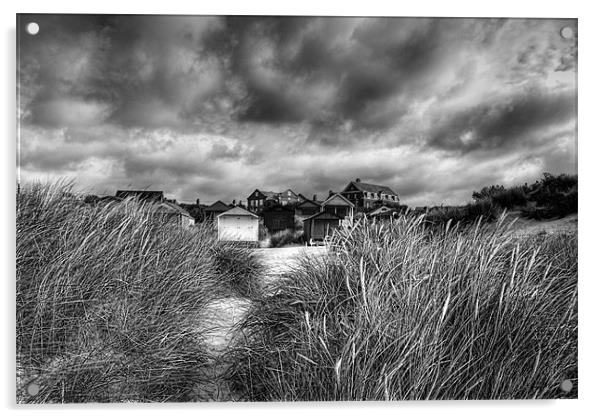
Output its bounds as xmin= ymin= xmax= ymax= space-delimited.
xmin=505 ymin=213 xmax=578 ymax=237
xmin=193 ymin=245 xmax=327 ymax=400
xmin=254 ymin=246 xmax=328 ymax=289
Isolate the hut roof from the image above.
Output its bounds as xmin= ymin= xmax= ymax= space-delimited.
xmin=204 ymin=200 xmax=231 ymax=212
xmin=217 ymin=206 xmax=259 ymax=218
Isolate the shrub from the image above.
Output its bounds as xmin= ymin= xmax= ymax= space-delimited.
xmin=473 ymin=173 xmax=577 ymax=218
xmin=212 ymin=242 xmax=263 ymax=299
xmin=268 ymin=229 xmax=304 ymax=248
xmin=225 ymin=217 xmax=577 ymax=400
xmin=490 ymin=186 xmax=529 ymax=209
xmin=528 ymin=173 xmax=578 ymax=218
xmin=424 ymin=200 xmax=500 ymax=226
xmin=472 ymin=184 xmax=506 ymax=200
xmin=16 ymin=182 xmax=260 ymax=402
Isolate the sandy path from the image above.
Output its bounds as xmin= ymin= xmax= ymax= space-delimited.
xmin=193 ymin=245 xmax=327 ymax=401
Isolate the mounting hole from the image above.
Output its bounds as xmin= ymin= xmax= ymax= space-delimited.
xmin=27 ymin=382 xmax=40 ymax=396
xmin=26 ymin=22 xmax=39 ymax=35
xmin=560 ymin=379 xmax=573 ymax=393
xmin=560 ymin=26 xmax=574 ymax=40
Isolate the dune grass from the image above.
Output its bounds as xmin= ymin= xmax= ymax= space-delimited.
xmin=225 ymin=215 xmax=577 ymax=400
xmin=268 ymin=229 xmax=305 ymax=248
xmin=16 ymin=182 xmax=261 ymax=403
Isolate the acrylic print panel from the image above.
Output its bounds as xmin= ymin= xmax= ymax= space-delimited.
xmin=16 ymin=14 xmax=578 ymax=402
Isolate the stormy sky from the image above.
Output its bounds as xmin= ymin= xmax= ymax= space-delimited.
xmin=17 ymin=15 xmax=577 ymax=206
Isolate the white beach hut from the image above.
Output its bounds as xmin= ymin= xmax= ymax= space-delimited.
xmin=217 ymin=207 xmax=259 ymax=242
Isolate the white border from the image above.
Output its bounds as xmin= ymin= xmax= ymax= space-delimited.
xmin=3 ymin=1 xmax=599 ymax=417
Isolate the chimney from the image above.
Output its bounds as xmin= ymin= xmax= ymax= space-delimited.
xmin=196 ymin=198 xmax=200 ymax=205
xmin=313 ymin=194 xmax=317 ymax=201
xmin=356 ymin=178 xmax=361 ymax=183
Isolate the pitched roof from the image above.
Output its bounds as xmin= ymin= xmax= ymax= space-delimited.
xmin=115 ymin=190 xmax=164 ymax=202
xmin=322 ymin=193 xmax=354 ymax=207
xmin=345 ymin=181 xmax=397 ymax=196
xmin=279 ymin=189 xmax=298 ymax=197
xmin=204 ymin=200 xmax=231 ymax=212
xmin=297 ymin=194 xmax=322 ymax=206
xmin=247 ymin=189 xmax=279 ymax=200
xmin=217 ymin=206 xmax=259 ymax=218
xmin=156 ymin=201 xmax=193 ymax=218
xmin=303 ymin=210 xmax=343 ymax=222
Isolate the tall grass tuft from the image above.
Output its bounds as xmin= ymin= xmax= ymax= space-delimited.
xmin=268 ymin=229 xmax=304 ymax=248
xmin=16 ymin=182 xmax=261 ymax=402
xmin=225 ymin=215 xmax=577 ymax=400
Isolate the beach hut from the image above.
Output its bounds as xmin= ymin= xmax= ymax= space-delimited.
xmin=303 ymin=211 xmax=343 ymax=244
xmin=217 ymin=207 xmax=259 ymax=242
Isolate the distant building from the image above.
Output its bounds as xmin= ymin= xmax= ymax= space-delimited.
xmin=340 ymin=179 xmax=399 ymax=210
xmin=303 ymin=211 xmax=343 ymax=244
xmin=247 ymin=188 xmax=300 ymax=213
xmin=217 ymin=207 xmax=259 ymax=243
xmin=278 ymin=189 xmax=299 ymax=206
xmin=179 ymin=201 xmax=207 ymax=224
xmin=295 ymin=194 xmax=322 ymax=218
xmin=110 ymin=190 xmax=193 ymax=227
xmin=204 ymin=200 xmax=231 ymax=220
xmin=247 ymin=189 xmax=279 ymax=213
xmin=321 ymin=193 xmax=354 ymax=219
xmin=115 ymin=190 xmax=164 ymax=202
xmin=154 ymin=201 xmax=195 ymax=227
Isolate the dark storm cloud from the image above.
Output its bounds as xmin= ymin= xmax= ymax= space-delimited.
xmin=18 ymin=15 xmax=577 ymax=205
xmin=429 ymin=88 xmax=576 ymax=153
xmin=226 ymin=17 xmax=472 ymax=131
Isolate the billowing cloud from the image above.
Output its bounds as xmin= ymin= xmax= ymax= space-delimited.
xmin=17 ymin=15 xmax=577 ymax=205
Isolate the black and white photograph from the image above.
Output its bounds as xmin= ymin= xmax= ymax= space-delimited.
xmin=16 ymin=13 xmax=578 ymax=403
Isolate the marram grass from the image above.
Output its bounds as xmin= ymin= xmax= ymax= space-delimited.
xmin=225 ymin=215 xmax=577 ymax=400
xmin=16 ymin=182 xmax=261 ymax=402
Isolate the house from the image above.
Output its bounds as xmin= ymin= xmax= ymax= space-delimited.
xmin=263 ymin=204 xmax=295 ymax=233
xmin=154 ymin=201 xmax=195 ymax=227
xmin=204 ymin=200 xmax=231 ymax=220
xmin=295 ymin=194 xmax=322 ymax=218
xmin=179 ymin=200 xmax=207 ymax=224
xmin=247 ymin=189 xmax=279 ymax=213
xmin=217 ymin=207 xmax=259 ymax=243
xmin=247 ymin=188 xmax=300 ymax=212
xmin=115 ymin=190 xmax=164 ymax=202
xmin=340 ymin=179 xmax=400 ymax=210
xmin=321 ymin=193 xmax=354 ymax=219
xmin=278 ymin=189 xmax=299 ymax=206
xmin=303 ymin=211 xmax=343 ymax=243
